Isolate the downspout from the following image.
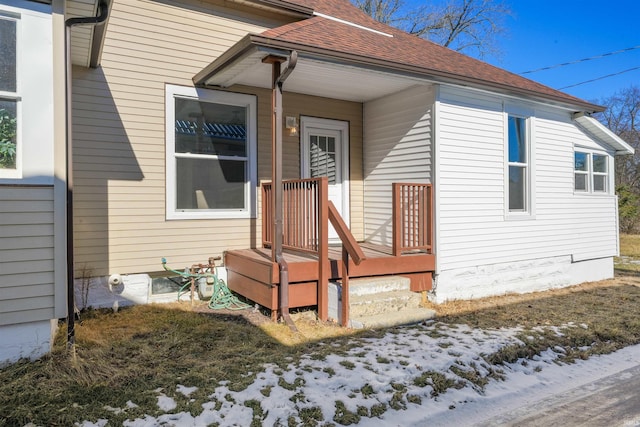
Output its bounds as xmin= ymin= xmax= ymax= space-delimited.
xmin=265 ymin=51 xmax=297 ymax=328
xmin=64 ymin=0 xmax=109 ymax=350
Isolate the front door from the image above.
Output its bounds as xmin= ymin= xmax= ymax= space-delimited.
xmin=300 ymin=117 xmax=349 ymax=241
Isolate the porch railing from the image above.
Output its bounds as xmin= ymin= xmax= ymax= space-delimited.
xmin=392 ymin=183 xmax=433 ymax=256
xmin=262 ymin=177 xmax=330 ymax=320
xmin=262 ymin=177 xmax=328 ymax=253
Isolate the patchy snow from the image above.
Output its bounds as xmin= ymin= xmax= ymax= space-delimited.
xmin=92 ymin=321 xmax=640 ymax=426
xmin=176 ymin=384 xmax=198 ymax=398
xmin=156 ymin=394 xmax=177 ymax=412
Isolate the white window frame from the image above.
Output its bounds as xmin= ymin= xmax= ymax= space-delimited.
xmin=165 ymin=84 xmax=257 ymax=220
xmin=504 ymin=110 xmax=534 ymax=218
xmin=0 ymin=11 xmax=21 ymax=179
xmin=574 ymin=148 xmax=611 ymax=195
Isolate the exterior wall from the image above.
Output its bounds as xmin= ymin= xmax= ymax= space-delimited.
xmin=433 ymin=85 xmax=619 ymax=302
xmin=0 ymin=1 xmax=59 ymax=365
xmin=72 ymin=0 xmax=363 ymax=276
xmin=363 ymin=85 xmax=434 ymax=246
xmin=0 ymin=187 xmax=56 ymax=326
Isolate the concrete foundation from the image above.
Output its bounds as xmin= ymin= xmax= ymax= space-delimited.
xmin=0 ymin=320 xmax=57 ymax=367
xmin=432 ymin=256 xmax=614 ymax=303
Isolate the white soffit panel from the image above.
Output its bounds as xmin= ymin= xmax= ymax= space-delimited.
xmin=208 ymin=55 xmax=425 ymax=102
xmin=67 ymin=0 xmax=98 ymax=67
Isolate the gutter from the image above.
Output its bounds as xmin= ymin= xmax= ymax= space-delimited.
xmin=64 ymin=0 xmax=110 ymax=350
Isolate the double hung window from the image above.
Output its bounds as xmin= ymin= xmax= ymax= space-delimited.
xmin=574 ymin=151 xmax=608 ymax=193
xmin=507 ymin=115 xmax=529 ymax=212
xmin=0 ymin=14 xmax=19 ymax=174
xmin=166 ymin=85 xmax=256 ymax=219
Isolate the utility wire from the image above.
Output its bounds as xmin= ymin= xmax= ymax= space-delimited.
xmin=558 ymin=66 xmax=640 ymax=90
xmin=520 ymin=44 xmax=640 ymax=74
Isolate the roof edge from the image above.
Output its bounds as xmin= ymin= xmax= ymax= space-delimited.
xmin=246 ymin=34 xmax=604 ymax=113
xmin=573 ymin=113 xmax=634 ymax=155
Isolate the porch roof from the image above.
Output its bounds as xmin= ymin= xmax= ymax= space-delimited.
xmin=194 ymin=0 xmax=604 ymax=112
xmin=573 ymin=113 xmax=634 ymax=155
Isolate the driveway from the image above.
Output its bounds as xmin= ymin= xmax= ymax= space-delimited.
xmin=477 ymin=363 xmax=640 ymax=427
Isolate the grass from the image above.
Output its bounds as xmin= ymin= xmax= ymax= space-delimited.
xmin=2 ymin=243 xmax=640 ymax=425
xmin=615 ymin=234 xmax=640 ymax=274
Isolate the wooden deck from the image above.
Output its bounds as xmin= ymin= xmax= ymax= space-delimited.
xmin=224 ymin=243 xmax=435 ymax=315
xmin=232 ymin=178 xmax=435 ymax=321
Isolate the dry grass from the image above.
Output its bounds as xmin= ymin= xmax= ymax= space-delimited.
xmin=615 ymin=234 xmax=640 ymax=274
xmin=620 ymin=234 xmax=640 ymax=258
xmin=2 ymin=253 xmax=640 ymax=425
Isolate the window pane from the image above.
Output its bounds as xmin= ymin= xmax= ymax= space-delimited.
xmin=593 ymin=175 xmax=606 ymax=192
xmin=574 ymin=173 xmax=587 ymax=191
xmin=593 ymin=154 xmax=607 ymax=173
xmin=0 ymin=99 xmax=17 ymax=169
xmin=574 ymin=152 xmax=588 ymax=171
xmin=176 ymin=158 xmax=245 ymax=210
xmin=175 ymin=98 xmax=246 ymax=157
xmin=509 ymin=165 xmax=525 ymax=211
xmin=508 ymin=116 xmax=526 ymax=163
xmin=309 ymin=134 xmax=337 ymax=184
xmin=0 ymin=19 xmax=16 ymax=93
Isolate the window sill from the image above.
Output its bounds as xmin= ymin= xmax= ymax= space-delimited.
xmin=573 ymin=191 xmax=614 ymax=197
xmin=166 ymin=210 xmax=254 ymax=221
xmin=505 ymin=211 xmax=535 ymax=221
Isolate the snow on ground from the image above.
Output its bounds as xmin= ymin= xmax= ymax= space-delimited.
xmin=81 ymin=321 xmax=640 ymax=426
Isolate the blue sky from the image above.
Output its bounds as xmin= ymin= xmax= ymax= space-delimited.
xmin=401 ymin=0 xmax=640 ymax=103
xmin=485 ymin=0 xmax=640 ymax=103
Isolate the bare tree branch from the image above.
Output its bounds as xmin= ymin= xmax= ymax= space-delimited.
xmin=594 ymin=86 xmax=640 ymax=190
xmin=353 ymin=0 xmax=511 ymax=58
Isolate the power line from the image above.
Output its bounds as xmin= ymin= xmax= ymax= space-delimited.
xmin=558 ymin=66 xmax=640 ymax=90
xmin=520 ymin=45 xmax=640 ymax=74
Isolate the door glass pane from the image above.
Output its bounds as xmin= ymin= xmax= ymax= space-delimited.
xmin=309 ymin=134 xmax=337 ymax=184
xmin=593 ymin=154 xmax=607 ymax=173
xmin=176 ymin=158 xmax=245 ymax=210
xmin=0 ymin=99 xmax=17 ymax=169
xmin=509 ymin=165 xmax=525 ymax=211
xmin=0 ymin=18 xmax=16 ymax=93
xmin=508 ymin=116 xmax=526 ymax=163
xmin=174 ymin=98 xmax=246 ymax=157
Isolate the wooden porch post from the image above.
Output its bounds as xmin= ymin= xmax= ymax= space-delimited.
xmin=263 ymin=56 xmax=286 ymax=264
xmin=318 ymin=177 xmax=329 ymax=321
xmin=263 ymin=53 xmax=298 ymax=325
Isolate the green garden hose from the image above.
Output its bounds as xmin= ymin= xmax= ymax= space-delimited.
xmin=161 ymin=258 xmax=251 ymax=311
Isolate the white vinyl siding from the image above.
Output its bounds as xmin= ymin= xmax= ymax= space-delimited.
xmin=0 ymin=186 xmax=55 ymax=326
xmin=436 ymin=86 xmax=618 ymax=274
xmin=363 ymin=85 xmax=434 ymax=246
